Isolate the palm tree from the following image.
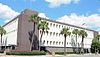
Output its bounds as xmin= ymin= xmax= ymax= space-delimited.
xmin=94 ymin=35 xmax=100 ymax=54
xmin=38 ymin=21 xmax=49 ymax=51
xmin=60 ymin=28 xmax=71 ymax=56
xmin=78 ymin=30 xmax=88 ymax=53
xmin=72 ymin=29 xmax=79 ymax=52
xmin=28 ymin=13 xmax=41 ymax=51
xmin=0 ymin=26 xmax=6 ymax=50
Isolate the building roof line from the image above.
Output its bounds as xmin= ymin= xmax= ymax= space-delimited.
xmin=42 ymin=18 xmax=98 ymax=32
xmin=2 ymin=9 xmax=98 ymax=32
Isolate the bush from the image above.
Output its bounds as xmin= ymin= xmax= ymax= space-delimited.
xmin=91 ymin=37 xmax=100 ymax=53
xmin=0 ymin=50 xmax=4 ymax=53
xmin=55 ymin=52 xmax=80 ymax=55
xmin=6 ymin=52 xmax=46 ymax=55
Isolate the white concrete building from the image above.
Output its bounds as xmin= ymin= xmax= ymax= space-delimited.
xmin=0 ymin=9 xmax=98 ymax=52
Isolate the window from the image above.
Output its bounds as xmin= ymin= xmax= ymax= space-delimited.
xmin=70 ymin=42 xmax=71 ymax=44
xmin=53 ymin=32 xmax=55 ymax=35
xmin=74 ymin=43 xmax=75 ymax=46
xmin=53 ymin=41 xmax=55 ymax=45
xmin=43 ymin=40 xmax=45 ymax=44
xmin=56 ymin=42 xmax=58 ymax=45
xmin=59 ymin=25 xmax=60 ymax=28
xmin=50 ymin=23 xmax=52 ymax=26
xmin=56 ymin=24 xmax=58 ymax=27
xmin=62 ymin=25 xmax=63 ymax=28
xmin=78 ymin=43 xmax=80 ymax=46
xmin=56 ymin=33 xmax=58 ymax=36
xmin=50 ymin=41 xmax=52 ymax=45
xmin=47 ymin=41 xmax=49 ymax=44
xmin=50 ymin=32 xmax=52 ymax=35
xmin=53 ymin=24 xmax=55 ymax=27
xmin=59 ymin=42 xmax=61 ymax=45
xmin=62 ymin=42 xmax=63 ymax=45
xmin=59 ymin=34 xmax=60 ymax=36
xmin=67 ymin=42 xmax=68 ymax=45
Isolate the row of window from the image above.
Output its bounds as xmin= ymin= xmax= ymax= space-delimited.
xmin=40 ymin=31 xmax=82 ymax=38
xmin=42 ymin=40 xmax=81 ymax=46
xmin=48 ymin=22 xmax=74 ymax=30
xmin=6 ymin=29 xmax=17 ymax=34
xmin=40 ymin=31 xmax=62 ymax=36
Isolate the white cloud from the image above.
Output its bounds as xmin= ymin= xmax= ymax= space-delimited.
xmin=56 ymin=13 xmax=100 ymax=32
xmin=45 ymin=0 xmax=80 ymax=8
xmin=0 ymin=3 xmax=19 ymax=23
xmin=73 ymin=0 xmax=80 ymax=4
xmin=38 ymin=13 xmax=49 ymax=19
xmin=4 ymin=19 xmax=10 ymax=23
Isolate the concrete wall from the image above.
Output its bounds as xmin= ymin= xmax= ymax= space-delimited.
xmin=39 ymin=19 xmax=97 ymax=49
xmin=16 ymin=9 xmax=39 ymax=51
xmin=2 ymin=18 xmax=18 ymax=46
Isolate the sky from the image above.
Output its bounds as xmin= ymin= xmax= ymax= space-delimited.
xmin=0 ymin=0 xmax=100 ymax=32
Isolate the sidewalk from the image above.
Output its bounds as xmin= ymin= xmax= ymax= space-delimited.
xmin=0 ymin=53 xmax=99 ymax=57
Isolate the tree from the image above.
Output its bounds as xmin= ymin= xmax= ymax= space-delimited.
xmin=0 ymin=26 xmax=6 ymax=50
xmin=28 ymin=13 xmax=41 ymax=51
xmin=91 ymin=35 xmax=100 ymax=54
xmin=78 ymin=30 xmax=88 ymax=53
xmin=38 ymin=21 xmax=49 ymax=51
xmin=60 ymin=28 xmax=71 ymax=56
xmin=72 ymin=29 xmax=79 ymax=52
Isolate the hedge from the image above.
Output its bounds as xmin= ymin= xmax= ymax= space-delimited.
xmin=55 ymin=52 xmax=80 ymax=55
xmin=0 ymin=50 xmax=4 ymax=53
xmin=6 ymin=52 xmax=46 ymax=55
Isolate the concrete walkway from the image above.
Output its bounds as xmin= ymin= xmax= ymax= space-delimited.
xmin=0 ymin=53 xmax=100 ymax=57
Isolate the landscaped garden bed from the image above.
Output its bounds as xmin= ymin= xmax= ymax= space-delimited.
xmin=55 ymin=52 xmax=80 ymax=55
xmin=6 ymin=52 xmax=46 ymax=55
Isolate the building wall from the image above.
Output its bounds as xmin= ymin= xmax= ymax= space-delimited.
xmin=39 ymin=19 xmax=97 ymax=50
xmin=16 ymin=9 xmax=39 ymax=51
xmin=2 ymin=18 xmax=18 ymax=46
xmin=1 ymin=9 xmax=98 ymax=52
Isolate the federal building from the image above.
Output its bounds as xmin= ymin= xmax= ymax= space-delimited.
xmin=1 ymin=9 xmax=98 ymax=52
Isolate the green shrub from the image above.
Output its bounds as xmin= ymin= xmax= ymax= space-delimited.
xmin=55 ymin=52 xmax=80 ymax=55
xmin=0 ymin=50 xmax=4 ymax=53
xmin=6 ymin=52 xmax=46 ymax=55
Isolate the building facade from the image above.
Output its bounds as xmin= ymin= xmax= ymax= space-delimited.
xmin=1 ymin=9 xmax=98 ymax=52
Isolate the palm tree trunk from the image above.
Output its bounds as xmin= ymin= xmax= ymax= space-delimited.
xmin=64 ymin=34 xmax=66 ymax=56
xmin=76 ymin=35 xmax=78 ymax=52
xmin=30 ymin=23 xmax=35 ymax=51
xmin=0 ymin=34 xmax=2 ymax=50
xmin=95 ymin=43 xmax=97 ymax=55
xmin=81 ymin=37 xmax=84 ymax=54
xmin=39 ymin=29 xmax=44 ymax=51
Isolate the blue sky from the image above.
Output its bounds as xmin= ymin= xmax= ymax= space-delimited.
xmin=0 ymin=0 xmax=100 ymax=32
